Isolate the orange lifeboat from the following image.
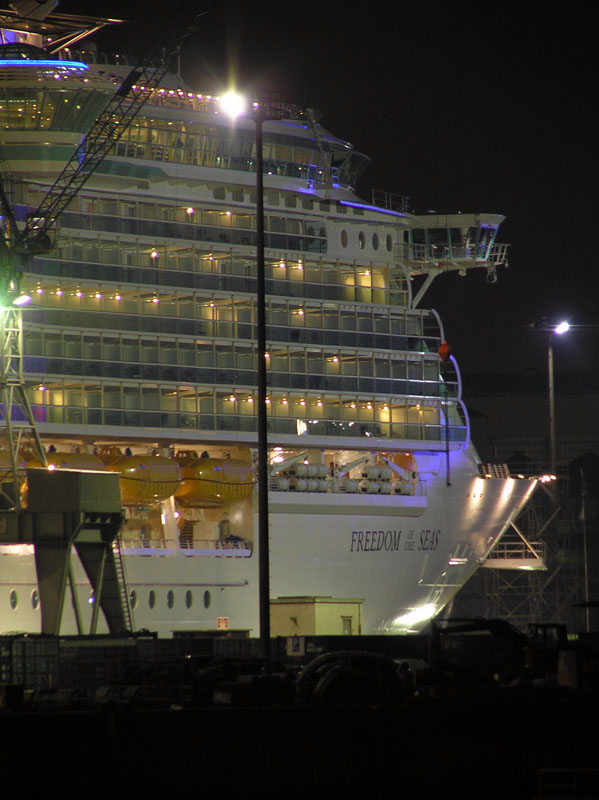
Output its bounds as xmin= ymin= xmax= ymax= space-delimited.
xmin=103 ymin=453 xmax=181 ymax=506
xmin=175 ymin=451 xmax=255 ymax=508
xmin=380 ymin=452 xmax=419 ymax=494
xmin=393 ymin=453 xmax=418 ymax=474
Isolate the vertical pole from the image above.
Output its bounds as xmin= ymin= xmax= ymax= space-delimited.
xmin=547 ymin=336 xmax=557 ymax=499
xmin=581 ymin=467 xmax=590 ymax=633
xmin=255 ymin=112 xmax=271 ymax=659
xmin=443 ymin=382 xmax=451 ymax=487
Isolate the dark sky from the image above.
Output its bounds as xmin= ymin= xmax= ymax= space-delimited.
xmin=58 ymin=0 xmax=598 ymax=379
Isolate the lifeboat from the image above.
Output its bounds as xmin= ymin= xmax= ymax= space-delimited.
xmin=103 ymin=453 xmax=182 ymax=506
xmin=175 ymin=451 xmax=255 ymax=508
xmin=394 ymin=453 xmax=418 ymax=474
xmin=382 ymin=452 xmax=419 ymax=495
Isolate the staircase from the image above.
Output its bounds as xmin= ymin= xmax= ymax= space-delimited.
xmin=112 ymin=537 xmax=134 ymax=632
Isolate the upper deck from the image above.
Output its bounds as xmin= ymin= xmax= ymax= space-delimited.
xmin=0 ymin=14 xmax=504 ymax=451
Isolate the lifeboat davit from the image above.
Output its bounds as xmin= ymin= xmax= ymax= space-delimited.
xmin=175 ymin=451 xmax=255 ymax=508
xmin=104 ymin=454 xmax=182 ymax=506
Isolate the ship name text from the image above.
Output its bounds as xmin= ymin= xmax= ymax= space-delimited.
xmin=350 ymin=530 xmax=401 ymax=552
xmin=350 ymin=529 xmax=442 ymax=552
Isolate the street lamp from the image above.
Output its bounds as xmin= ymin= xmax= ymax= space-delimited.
xmin=532 ymin=318 xmax=570 ymax=497
xmin=547 ymin=320 xmax=569 ymax=490
xmin=221 ymin=91 xmax=271 ymax=659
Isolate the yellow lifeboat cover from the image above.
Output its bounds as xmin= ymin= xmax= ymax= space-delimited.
xmin=175 ymin=456 xmax=255 ymax=508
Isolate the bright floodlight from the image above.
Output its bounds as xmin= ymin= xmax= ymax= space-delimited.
xmin=13 ymin=293 xmax=31 ymax=306
xmin=554 ymin=321 xmax=570 ymax=335
xmin=220 ymin=90 xmax=246 ymax=118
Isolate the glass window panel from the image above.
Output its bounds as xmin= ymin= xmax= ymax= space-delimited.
xmin=323 ymin=309 xmax=338 ymax=330
xmin=84 ymin=336 xmax=101 ymax=359
xmin=179 ymin=343 xmax=197 ymax=366
xmin=123 ymin=386 xmax=140 ymax=409
xmin=340 ymin=354 xmax=357 ymax=375
xmin=357 ymin=356 xmax=373 ymax=376
xmin=391 ymin=359 xmax=406 ymax=378
xmin=104 ymin=385 xmax=121 ymax=408
xmin=160 ymin=388 xmax=178 ymax=411
xmin=122 ymin=339 xmax=139 ymax=361
xmin=375 ymin=357 xmax=390 ymax=378
xmin=44 ymin=333 xmax=63 ymax=357
xmin=103 ymin=338 xmax=121 ymax=360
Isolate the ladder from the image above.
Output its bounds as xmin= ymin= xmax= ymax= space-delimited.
xmin=112 ymin=537 xmax=134 ymax=632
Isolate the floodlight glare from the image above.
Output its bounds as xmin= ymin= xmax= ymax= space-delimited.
xmin=220 ymin=91 xmax=246 ymax=119
xmin=554 ymin=321 xmax=570 ymax=335
xmin=13 ymin=294 xmax=31 ymax=306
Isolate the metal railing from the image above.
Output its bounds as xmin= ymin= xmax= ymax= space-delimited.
xmin=121 ymin=536 xmax=252 ymax=554
xmin=395 ymin=241 xmax=508 ymax=265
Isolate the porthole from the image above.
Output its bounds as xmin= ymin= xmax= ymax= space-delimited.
xmin=386 ymin=234 xmax=393 ymax=252
xmin=31 ymin=589 xmax=40 ymax=610
xmin=129 ymin=589 xmax=137 ymax=609
xmin=358 ymin=231 xmax=365 ymax=249
xmin=167 ymin=590 xmax=174 ymax=609
xmin=185 ymin=590 xmax=193 ymax=609
xmin=203 ymin=590 xmax=211 ymax=609
xmin=148 ymin=589 xmax=156 ymax=609
xmin=372 ymin=232 xmax=379 ymax=250
xmin=340 ymin=229 xmax=348 ymax=247
xmin=9 ymin=590 xmax=17 ymax=610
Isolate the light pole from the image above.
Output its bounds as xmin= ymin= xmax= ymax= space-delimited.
xmin=533 ymin=318 xmax=569 ymax=498
xmin=221 ymin=92 xmax=270 ymax=659
xmin=547 ymin=320 xmax=569 ymax=490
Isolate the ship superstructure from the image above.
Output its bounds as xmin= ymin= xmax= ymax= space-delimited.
xmin=0 ymin=8 xmax=536 ymax=636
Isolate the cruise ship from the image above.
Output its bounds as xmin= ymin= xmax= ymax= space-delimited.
xmin=0 ymin=6 xmax=537 ymax=637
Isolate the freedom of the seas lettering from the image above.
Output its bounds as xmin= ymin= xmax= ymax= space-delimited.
xmin=350 ymin=529 xmax=441 ymax=552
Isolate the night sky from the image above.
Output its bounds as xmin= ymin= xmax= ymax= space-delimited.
xmin=58 ymin=0 xmax=598 ymax=379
